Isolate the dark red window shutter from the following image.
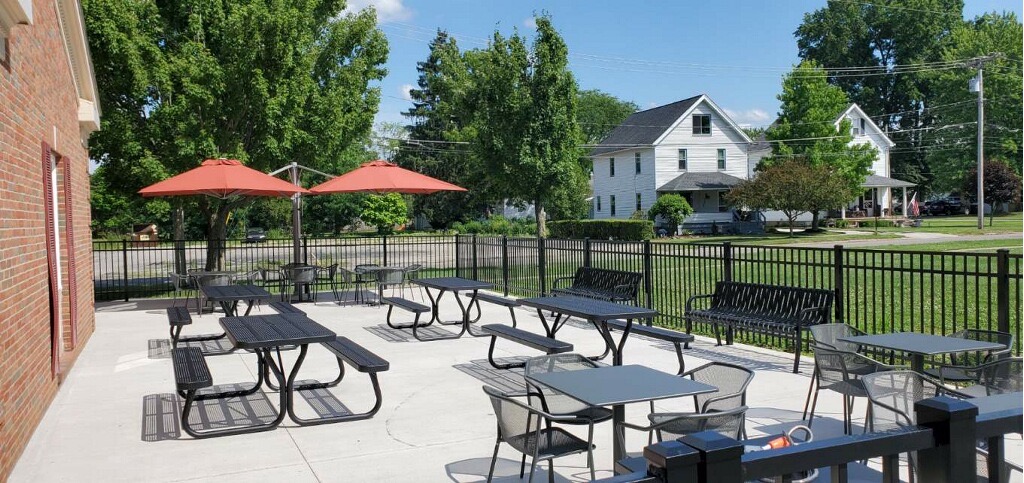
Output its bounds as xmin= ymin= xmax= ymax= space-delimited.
xmin=63 ymin=158 xmax=78 ymax=348
xmin=41 ymin=142 xmax=60 ymax=376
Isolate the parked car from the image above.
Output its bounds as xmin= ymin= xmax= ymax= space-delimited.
xmin=243 ymin=228 xmax=267 ymax=243
xmin=925 ymin=197 xmax=968 ymax=216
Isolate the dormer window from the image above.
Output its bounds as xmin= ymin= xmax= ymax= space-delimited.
xmin=692 ymin=114 xmax=711 ymax=135
xmin=860 ymin=118 xmax=866 ymax=133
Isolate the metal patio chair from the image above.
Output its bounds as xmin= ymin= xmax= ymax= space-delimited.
xmin=316 ymin=263 xmax=339 ymax=303
xmin=953 ymin=357 xmax=1023 ymax=398
xmin=645 ymin=362 xmax=753 ymax=443
xmin=168 ymin=272 xmax=195 ymax=309
xmin=619 ymin=405 xmax=748 ymax=447
xmin=523 ymin=354 xmax=614 ymax=426
xmin=280 ymin=264 xmax=318 ymax=302
xmin=803 ymin=344 xmax=900 ymax=435
xmin=482 ymin=385 xmax=596 ymax=483
xmin=809 ymin=323 xmax=868 ymax=353
xmin=925 ymin=329 xmax=1015 ymax=384
xmin=375 ymin=267 xmax=408 ymax=301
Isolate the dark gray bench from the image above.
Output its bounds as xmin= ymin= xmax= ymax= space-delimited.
xmin=606 ymin=319 xmax=693 ymax=374
xmin=287 ymin=337 xmax=389 ymax=425
xmin=481 ymin=324 xmax=573 ymax=370
xmin=685 ymin=281 xmax=834 ymax=373
xmin=167 ymin=307 xmax=192 ymax=346
xmin=475 ymin=292 xmax=520 ymax=328
xmin=381 ymin=296 xmax=430 ymax=330
xmin=269 ymin=301 xmax=305 ymax=316
xmin=551 ymin=267 xmax=642 ymax=304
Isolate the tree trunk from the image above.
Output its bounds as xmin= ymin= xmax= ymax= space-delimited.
xmin=205 ymin=203 xmax=232 ymax=271
xmin=810 ymin=210 xmax=820 ymax=231
xmin=534 ymin=202 xmax=546 ymax=238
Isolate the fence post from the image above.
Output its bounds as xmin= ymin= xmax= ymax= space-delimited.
xmin=643 ymin=239 xmax=654 ymax=313
xmin=915 ymin=395 xmax=978 ymax=482
xmin=121 ymin=239 xmax=129 ymax=302
xmin=677 ymin=431 xmax=744 ymax=483
xmin=832 ymin=245 xmax=845 ymax=323
xmin=996 ymin=249 xmax=1010 ymax=335
xmin=502 ymin=236 xmax=510 ymax=296
xmin=583 ymin=237 xmax=592 ymax=268
xmin=472 ymin=234 xmax=478 ymax=280
xmin=642 ymin=440 xmax=701 ymax=483
xmin=538 ymin=237 xmax=547 ymax=296
xmin=382 ymin=235 xmax=388 ymax=266
xmin=455 ymin=235 xmax=462 ymax=278
xmin=302 ymin=236 xmax=309 ymax=265
xmin=722 ymin=242 xmax=732 ymax=282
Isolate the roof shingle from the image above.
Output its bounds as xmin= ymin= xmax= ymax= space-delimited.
xmin=590 ymin=95 xmax=702 ymax=156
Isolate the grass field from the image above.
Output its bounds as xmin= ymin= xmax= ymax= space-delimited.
xmin=874 ymin=213 xmax=1022 ymax=235
xmin=868 ymin=239 xmax=1023 ymax=254
xmin=656 ymin=230 xmax=902 ymax=246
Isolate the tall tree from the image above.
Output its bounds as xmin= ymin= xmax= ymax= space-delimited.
xmin=796 ymin=0 xmax=967 ymax=188
xmin=83 ymin=0 xmax=388 ymax=268
xmin=470 ymin=15 xmax=585 ymax=236
xmin=961 ymin=159 xmax=1023 ymax=215
xmin=577 ymin=89 xmax=638 ymax=145
xmin=924 ymin=13 xmax=1023 ymax=192
xmin=764 ymin=61 xmax=877 ymax=229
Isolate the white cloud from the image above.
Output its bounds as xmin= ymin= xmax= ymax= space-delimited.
xmin=399 ymin=83 xmax=415 ymax=101
xmin=343 ymin=0 xmax=412 ymax=22
xmin=523 ymin=17 xmax=537 ymax=30
xmin=723 ymin=108 xmax=771 ymax=128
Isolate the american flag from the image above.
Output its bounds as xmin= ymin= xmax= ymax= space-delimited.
xmin=909 ymin=193 xmax=920 ymax=217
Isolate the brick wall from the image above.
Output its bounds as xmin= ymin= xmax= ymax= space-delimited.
xmin=0 ymin=0 xmax=96 ymax=478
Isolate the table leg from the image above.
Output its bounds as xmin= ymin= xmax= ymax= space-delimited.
xmin=987 ymin=435 xmax=1005 ymax=483
xmin=413 ymin=288 xmax=466 ymax=341
xmin=911 ymin=354 xmax=924 ymax=373
xmin=612 ymin=403 xmax=626 ymax=464
xmin=595 ymin=319 xmax=632 ymax=366
xmin=463 ymin=290 xmax=489 ymax=337
xmin=243 ymin=299 xmax=257 ymax=316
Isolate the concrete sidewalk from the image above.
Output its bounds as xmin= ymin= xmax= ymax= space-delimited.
xmin=10 ymin=292 xmax=1022 ymax=482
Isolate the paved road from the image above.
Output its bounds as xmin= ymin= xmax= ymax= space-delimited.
xmin=792 ymin=232 xmax=1021 ymax=249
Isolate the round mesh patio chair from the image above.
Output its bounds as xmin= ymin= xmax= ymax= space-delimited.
xmin=482 ymin=385 xmax=596 ymax=483
xmin=316 ymin=263 xmax=339 ymax=303
xmin=280 ymin=264 xmax=318 ymax=302
xmin=338 ymin=267 xmax=364 ymax=304
xmin=924 ymin=329 xmax=1015 ymax=384
xmin=402 ymin=264 xmax=424 ymax=301
xmin=523 ymin=354 xmax=614 ymax=426
xmin=168 ymin=272 xmax=195 ymax=309
xmin=645 ymin=361 xmax=753 ymax=443
xmin=619 ymin=405 xmax=748 ymax=447
xmin=803 ymin=344 xmax=900 ymax=435
xmin=809 ymin=323 xmax=868 ymax=353
xmin=375 ymin=267 xmax=407 ymax=301
xmin=954 ymin=357 xmax=1023 ymax=398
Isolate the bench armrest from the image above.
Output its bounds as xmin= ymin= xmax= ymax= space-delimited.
xmin=612 ymin=283 xmax=637 ymax=296
xmin=684 ymin=294 xmax=715 ymax=312
xmin=551 ymin=276 xmax=575 ymax=290
xmin=796 ymin=304 xmax=832 ymax=324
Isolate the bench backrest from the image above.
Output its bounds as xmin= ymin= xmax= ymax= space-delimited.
xmin=571 ymin=267 xmax=643 ymax=298
xmin=712 ymin=281 xmax=833 ymax=323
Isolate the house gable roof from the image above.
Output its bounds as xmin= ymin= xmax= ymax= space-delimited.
xmin=590 ymin=95 xmax=702 ymax=157
xmin=835 ymin=103 xmax=894 ymax=147
xmin=651 ymin=95 xmax=753 ymax=147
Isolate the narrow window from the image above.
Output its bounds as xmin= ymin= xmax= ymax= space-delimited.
xmin=609 ymin=158 xmax=615 ymax=177
xmin=678 ymin=149 xmax=687 ymax=170
xmin=860 ymin=118 xmax=866 ymax=133
xmin=610 ymin=195 xmax=616 ymax=217
xmin=692 ymin=114 xmax=711 ymax=135
xmin=0 ymin=26 xmax=9 ymax=70
xmin=718 ymin=191 xmax=729 ymax=212
xmin=717 ymin=149 xmax=726 ymax=170
xmin=634 ymin=153 xmax=641 ymax=174
xmin=636 ymin=193 xmax=642 ymax=212
xmin=596 ymin=196 xmax=602 ymax=212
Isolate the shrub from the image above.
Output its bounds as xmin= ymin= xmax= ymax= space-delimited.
xmin=831 ymin=219 xmax=849 ymax=229
xmin=451 ymin=215 xmax=534 ymax=236
xmin=547 ymin=220 xmax=654 ymax=240
xmin=360 ymin=193 xmax=408 ymax=235
xmin=647 ymin=194 xmax=693 ymax=235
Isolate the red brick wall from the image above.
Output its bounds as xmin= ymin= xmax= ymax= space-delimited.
xmin=0 ymin=0 xmax=97 ymax=478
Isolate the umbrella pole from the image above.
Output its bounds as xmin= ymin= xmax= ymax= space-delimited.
xmin=290 ymin=163 xmax=302 ymax=266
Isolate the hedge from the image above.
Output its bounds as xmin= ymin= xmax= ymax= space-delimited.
xmin=547 ymin=220 xmax=654 ymax=240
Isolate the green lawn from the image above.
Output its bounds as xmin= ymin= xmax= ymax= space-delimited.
xmin=868 ymin=239 xmax=1023 ymax=254
xmin=655 ymin=230 xmax=901 ymax=246
xmin=873 ymin=213 xmax=1022 ymax=235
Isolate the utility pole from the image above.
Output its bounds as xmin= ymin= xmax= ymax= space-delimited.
xmin=966 ymin=54 xmax=1001 ymax=230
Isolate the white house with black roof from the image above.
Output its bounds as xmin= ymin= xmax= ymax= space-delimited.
xmin=590 ymin=94 xmax=753 ymax=228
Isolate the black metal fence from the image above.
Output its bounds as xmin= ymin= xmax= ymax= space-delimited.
xmin=93 ymin=236 xmax=457 ymax=301
xmin=456 ymin=236 xmax=1022 ymax=354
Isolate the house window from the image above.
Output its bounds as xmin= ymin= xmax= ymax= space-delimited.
xmin=636 ymin=193 xmax=642 ymax=212
xmin=678 ymin=149 xmax=687 ymax=170
xmin=717 ymin=149 xmax=726 ymax=170
xmin=596 ymin=196 xmax=602 ymax=212
xmin=635 ymin=153 xmax=641 ymax=174
xmin=718 ymin=191 xmax=729 ymax=213
xmin=609 ymin=158 xmax=615 ymax=177
xmin=860 ymin=118 xmax=866 ymax=133
xmin=610 ymin=195 xmax=616 ymax=217
xmin=0 ymin=27 xmax=9 ymax=69
xmin=692 ymin=114 xmax=711 ymax=135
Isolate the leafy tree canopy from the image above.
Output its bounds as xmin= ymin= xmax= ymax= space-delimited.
xmin=360 ymin=193 xmax=408 ymax=234
xmin=577 ymin=89 xmax=638 ymax=145
xmin=960 ymin=159 xmax=1023 ymax=213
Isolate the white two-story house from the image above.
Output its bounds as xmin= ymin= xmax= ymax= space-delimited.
xmin=590 ymin=94 xmax=753 ymax=227
xmin=835 ymin=103 xmax=914 ymax=218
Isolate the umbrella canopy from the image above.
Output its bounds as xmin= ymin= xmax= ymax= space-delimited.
xmin=309 ymin=160 xmax=467 ymax=195
xmin=139 ymin=159 xmax=310 ymax=199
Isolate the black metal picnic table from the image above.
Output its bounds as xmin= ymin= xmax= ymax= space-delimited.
xmin=517 ymin=295 xmax=658 ymax=365
xmin=200 ymin=284 xmax=272 ymax=317
xmin=219 ymin=313 xmax=336 ymax=428
xmin=411 ymin=277 xmax=492 ymax=340
xmin=837 ymin=332 xmax=1007 ymax=373
xmin=526 ymin=364 xmax=716 ymax=465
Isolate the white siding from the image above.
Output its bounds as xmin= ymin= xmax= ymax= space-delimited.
xmin=654 ymin=102 xmax=750 ymax=189
xmin=840 ymin=111 xmax=890 ymax=176
xmin=591 ymin=148 xmax=656 ymax=219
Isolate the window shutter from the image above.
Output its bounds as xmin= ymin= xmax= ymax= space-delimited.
xmin=63 ymin=159 xmax=78 ymax=348
xmin=41 ymin=142 xmax=60 ymax=376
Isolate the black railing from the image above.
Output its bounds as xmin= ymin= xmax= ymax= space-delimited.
xmin=625 ymin=395 xmax=1022 ymax=483
xmin=93 ymin=236 xmax=457 ymax=301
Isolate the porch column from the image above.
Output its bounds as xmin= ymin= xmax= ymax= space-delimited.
xmin=841 ymin=206 xmax=846 ymax=219
xmin=902 ymin=187 xmax=908 ymax=217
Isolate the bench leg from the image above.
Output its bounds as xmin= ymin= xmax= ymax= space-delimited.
xmin=507 ymin=306 xmax=518 ymax=329
xmin=683 ymin=318 xmax=692 ymax=349
xmin=712 ymin=322 xmax=723 ymax=346
xmin=179 ymin=352 xmax=287 ymax=438
xmin=386 ymin=305 xmax=429 ymax=330
xmin=486 ymin=335 xmax=527 ymax=370
xmin=792 ymin=330 xmax=802 ymax=374
xmin=291 ymin=356 xmax=347 ymax=391
xmin=289 ymin=361 xmax=385 ymax=427
xmin=170 ymin=325 xmax=183 ymax=347
xmin=672 ymin=343 xmax=686 ymax=375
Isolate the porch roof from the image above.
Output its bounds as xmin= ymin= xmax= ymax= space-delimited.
xmin=863 ymin=174 xmax=915 ymax=188
xmin=658 ymin=172 xmax=745 ymax=191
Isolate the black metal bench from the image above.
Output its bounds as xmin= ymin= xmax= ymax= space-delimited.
xmin=287 ymin=337 xmax=389 ymax=425
xmin=269 ymin=301 xmax=306 ymax=316
xmin=475 ymin=292 xmax=520 ymax=328
xmin=606 ymin=319 xmax=693 ymax=374
xmin=685 ymin=281 xmax=834 ymax=373
xmin=551 ymin=267 xmax=642 ymax=304
xmin=481 ymin=324 xmax=573 ymax=369
xmin=381 ymin=296 xmax=430 ymax=330
xmin=167 ymin=306 xmax=229 ymax=352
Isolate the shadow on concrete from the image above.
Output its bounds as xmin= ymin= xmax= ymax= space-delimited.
xmin=141 ymin=386 xmax=277 ymax=442
xmin=363 ymin=324 xmax=461 ymax=343
xmin=293 ymin=381 xmax=354 ymax=419
xmin=445 ymin=456 xmax=589 ymax=483
xmin=452 ymin=359 xmax=527 ymax=394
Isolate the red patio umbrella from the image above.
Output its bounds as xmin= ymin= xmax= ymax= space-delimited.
xmin=309 ymin=160 xmax=466 ymax=194
xmin=139 ymin=158 xmax=309 ymax=198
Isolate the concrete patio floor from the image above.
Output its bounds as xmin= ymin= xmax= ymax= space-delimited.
xmin=10 ymin=290 xmax=1022 ymax=482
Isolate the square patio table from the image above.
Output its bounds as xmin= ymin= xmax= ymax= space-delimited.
xmin=220 ymin=314 xmax=336 ymax=427
xmin=200 ymin=284 xmax=272 ymax=317
xmin=526 ymin=364 xmax=716 ymax=464
xmin=970 ymin=392 xmax=1023 ymax=483
xmin=837 ymin=332 xmax=1007 ymax=373
xmin=410 ymin=277 xmax=492 ymax=340
xmin=517 ymin=296 xmax=657 ymax=365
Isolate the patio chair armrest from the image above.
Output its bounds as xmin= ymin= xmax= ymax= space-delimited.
xmin=684 ymin=294 xmax=715 ymax=312
xmin=551 ymin=276 xmax=574 ymax=290
xmin=616 ymin=419 xmax=656 ymax=433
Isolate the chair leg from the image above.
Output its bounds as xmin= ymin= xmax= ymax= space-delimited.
xmin=520 ymin=454 xmax=527 ymax=478
xmin=587 ymin=424 xmax=596 ymax=481
xmin=806 ymin=384 xmax=820 ymax=428
xmin=802 ymin=373 xmax=818 ymax=420
xmin=548 ymin=461 xmax=554 ymax=483
xmin=486 ymin=436 xmax=500 ymax=483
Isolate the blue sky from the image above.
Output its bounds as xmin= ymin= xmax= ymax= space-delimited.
xmin=352 ymin=0 xmax=1023 ymax=129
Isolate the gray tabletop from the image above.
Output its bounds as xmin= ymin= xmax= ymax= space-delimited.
xmin=837 ymin=332 xmax=1006 ymax=356
xmin=518 ymin=296 xmax=657 ymax=322
xmin=526 ymin=364 xmax=716 ymax=407
xmin=412 ymin=277 xmax=492 ymax=291
xmin=219 ymin=314 xmax=335 ymax=349
xmin=200 ymin=284 xmax=272 ymax=302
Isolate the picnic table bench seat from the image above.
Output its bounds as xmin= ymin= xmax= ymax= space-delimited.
xmin=381 ymin=296 xmax=430 ymax=330
xmin=167 ymin=306 xmax=230 ymax=351
xmin=606 ymin=319 xmax=693 ymax=374
xmin=685 ymin=281 xmax=833 ymax=373
xmin=550 ymin=267 xmax=642 ymax=304
xmin=287 ymin=336 xmax=389 ymax=425
xmin=481 ymin=324 xmax=573 ymax=370
xmin=474 ymin=292 xmax=520 ymax=328
xmin=268 ymin=301 xmax=306 ymax=316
